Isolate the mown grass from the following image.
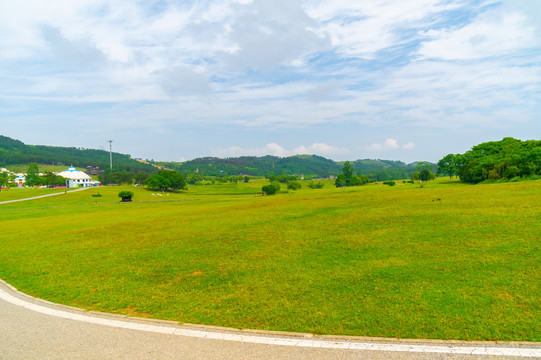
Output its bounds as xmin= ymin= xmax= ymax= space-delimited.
xmin=0 ymin=187 xmax=71 ymax=202
xmin=0 ymin=179 xmax=539 ymax=341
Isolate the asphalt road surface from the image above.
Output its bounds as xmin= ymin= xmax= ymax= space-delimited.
xmin=1 ymin=279 xmax=539 ymax=360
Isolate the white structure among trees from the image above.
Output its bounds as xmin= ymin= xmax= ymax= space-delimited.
xmin=57 ymin=167 xmax=100 ymax=188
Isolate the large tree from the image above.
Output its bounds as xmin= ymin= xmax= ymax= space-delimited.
xmin=440 ymin=138 xmax=540 ymax=183
xmin=145 ymin=174 xmax=171 ymax=191
xmin=41 ymin=172 xmax=67 ymax=187
xmin=342 ymin=161 xmax=354 ymax=185
xmin=145 ymin=170 xmax=186 ymax=191
xmin=437 ymin=154 xmax=463 ymax=179
xmin=157 ymin=170 xmax=186 ymax=191
xmin=25 ymin=163 xmax=41 ymax=186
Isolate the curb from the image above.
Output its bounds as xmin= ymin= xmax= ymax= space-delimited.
xmin=1 ymin=278 xmax=540 ymax=348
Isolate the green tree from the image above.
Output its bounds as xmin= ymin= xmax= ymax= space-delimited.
xmin=145 ymin=174 xmax=171 ymax=191
xmin=262 ymin=182 xmax=281 ymax=195
xmin=415 ymin=161 xmax=433 ymax=173
xmin=335 ymin=174 xmax=346 ymax=187
xmin=307 ymin=180 xmax=325 ymax=189
xmin=158 ymin=170 xmax=186 ymax=191
xmin=455 ymin=138 xmax=540 ymax=183
xmin=41 ymin=172 xmax=67 ymax=187
xmin=342 ymin=161 xmax=353 ymax=185
xmin=25 ymin=163 xmax=41 ymax=186
xmin=135 ymin=173 xmax=149 ymax=185
xmin=0 ymin=172 xmax=8 ymax=187
xmin=287 ymin=180 xmax=302 ymax=190
xmin=419 ymin=169 xmax=432 ymax=182
xmin=121 ymin=172 xmax=134 ymax=185
xmin=437 ymin=154 xmax=461 ymax=179
xmin=186 ymin=173 xmax=203 ymax=185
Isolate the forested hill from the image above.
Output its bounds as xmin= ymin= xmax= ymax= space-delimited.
xmin=155 ymin=155 xmax=434 ymax=180
xmin=0 ymin=135 xmax=155 ymax=173
xmin=1 ymin=134 xmax=435 ymax=180
xmin=156 ymin=154 xmax=340 ymax=177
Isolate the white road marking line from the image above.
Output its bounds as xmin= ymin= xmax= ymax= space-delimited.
xmin=1 ymin=287 xmax=539 ymax=357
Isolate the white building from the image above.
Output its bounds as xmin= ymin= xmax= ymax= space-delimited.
xmin=57 ymin=167 xmax=101 ymax=188
xmin=14 ymin=174 xmax=25 ymax=184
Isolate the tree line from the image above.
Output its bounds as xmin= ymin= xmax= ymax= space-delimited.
xmin=437 ymin=138 xmax=540 ymax=183
xmin=0 ymin=163 xmax=68 ymax=187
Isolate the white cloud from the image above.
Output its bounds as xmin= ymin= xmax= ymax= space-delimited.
xmin=418 ymin=11 xmax=538 ymax=60
xmin=306 ymin=79 xmax=341 ymax=102
xmin=212 ymin=142 xmax=348 ymax=158
xmin=218 ymin=0 xmax=330 ymax=70
xmin=157 ymin=66 xmax=210 ymax=96
xmin=368 ymin=138 xmax=400 ymax=151
xmin=308 ymin=0 xmax=460 ymax=58
xmin=0 ymin=1 xmax=539 ymax=163
xmin=367 ymin=139 xmax=415 ymax=151
xmin=403 ymin=142 xmax=416 ymax=150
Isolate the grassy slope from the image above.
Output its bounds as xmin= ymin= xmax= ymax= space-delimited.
xmin=0 ymin=179 xmax=539 ymax=341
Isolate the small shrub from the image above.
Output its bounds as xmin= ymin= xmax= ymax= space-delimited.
xmin=118 ymin=190 xmax=134 ymax=202
xmin=287 ymin=180 xmax=302 ymax=190
xmin=383 ymin=180 xmax=396 ymax=186
xmin=262 ymin=182 xmax=282 ymax=195
xmin=91 ymin=193 xmax=102 ymax=198
xmin=307 ymin=180 xmax=325 ymax=189
xmin=262 ymin=184 xmax=276 ymax=195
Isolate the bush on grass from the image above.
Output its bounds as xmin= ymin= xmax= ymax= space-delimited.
xmin=118 ymin=190 xmax=134 ymax=202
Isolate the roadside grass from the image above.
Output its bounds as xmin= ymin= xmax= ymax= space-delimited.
xmin=0 ymin=179 xmax=539 ymax=341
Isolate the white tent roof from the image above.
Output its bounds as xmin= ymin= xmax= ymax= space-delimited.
xmin=57 ymin=167 xmax=92 ymax=180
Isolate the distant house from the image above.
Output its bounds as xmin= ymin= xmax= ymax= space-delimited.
xmin=57 ymin=167 xmax=101 ymax=188
xmin=14 ymin=175 xmax=25 ymax=184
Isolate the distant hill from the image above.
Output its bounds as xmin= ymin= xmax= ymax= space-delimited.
xmin=0 ymin=135 xmax=155 ymax=173
xmin=155 ymin=154 xmax=340 ymax=178
xmin=156 ymin=155 xmax=435 ymax=181
xmin=1 ymin=134 xmax=435 ymax=180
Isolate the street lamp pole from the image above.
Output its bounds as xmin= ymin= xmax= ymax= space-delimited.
xmin=108 ymin=140 xmax=113 ymax=171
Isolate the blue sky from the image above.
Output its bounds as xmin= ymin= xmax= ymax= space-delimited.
xmin=1 ymin=0 xmax=540 ymax=163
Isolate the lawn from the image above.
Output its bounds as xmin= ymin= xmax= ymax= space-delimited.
xmin=0 ymin=179 xmax=539 ymax=341
xmin=0 ymin=187 xmax=71 ymax=202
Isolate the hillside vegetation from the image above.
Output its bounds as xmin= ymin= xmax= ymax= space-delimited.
xmin=156 ymin=155 xmax=433 ymax=180
xmin=0 ymin=135 xmax=154 ymax=173
xmin=1 ymin=134 xmax=434 ymax=180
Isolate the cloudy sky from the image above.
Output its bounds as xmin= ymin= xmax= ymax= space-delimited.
xmin=1 ymin=0 xmax=539 ymax=163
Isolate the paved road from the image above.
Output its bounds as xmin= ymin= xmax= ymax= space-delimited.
xmin=1 ymin=280 xmax=539 ymax=359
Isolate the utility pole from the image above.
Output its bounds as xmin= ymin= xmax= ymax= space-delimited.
xmin=108 ymin=140 xmax=113 ymax=171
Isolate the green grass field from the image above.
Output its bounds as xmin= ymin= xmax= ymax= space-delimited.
xmin=0 ymin=179 xmax=539 ymax=341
